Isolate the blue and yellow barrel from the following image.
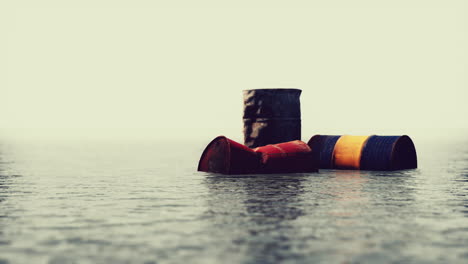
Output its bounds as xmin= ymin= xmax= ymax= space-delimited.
xmin=307 ymin=135 xmax=417 ymax=170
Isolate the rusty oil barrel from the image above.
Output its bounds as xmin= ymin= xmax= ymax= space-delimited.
xmin=254 ymin=140 xmax=318 ymax=173
xmin=243 ymin=89 xmax=301 ymax=148
xmin=307 ymin=135 xmax=341 ymax=169
xmin=198 ymin=136 xmax=262 ymax=174
xmin=307 ymin=135 xmax=417 ymax=171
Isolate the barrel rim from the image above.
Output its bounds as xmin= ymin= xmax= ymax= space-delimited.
xmin=243 ymin=118 xmax=301 ymax=122
xmin=197 ymin=135 xmax=231 ymax=173
xmin=242 ymin=88 xmax=302 ymax=92
xmin=307 ymin=135 xmax=341 ymax=169
xmin=306 ymin=134 xmax=322 ymax=147
xmin=390 ymin=135 xmax=417 ymax=170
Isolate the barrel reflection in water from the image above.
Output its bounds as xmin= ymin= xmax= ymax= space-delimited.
xmin=448 ymin=147 xmax=468 ymax=217
xmin=203 ymin=174 xmax=307 ymax=263
xmin=1 ymin=139 xmax=468 ymax=262
xmin=0 ymin=151 xmax=20 ymax=249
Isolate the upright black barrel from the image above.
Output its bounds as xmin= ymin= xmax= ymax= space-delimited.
xmin=243 ymin=89 xmax=301 ymax=148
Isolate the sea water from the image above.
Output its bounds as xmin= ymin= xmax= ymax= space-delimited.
xmin=0 ymin=137 xmax=467 ymax=263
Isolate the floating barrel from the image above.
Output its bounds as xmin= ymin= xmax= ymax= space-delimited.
xmin=254 ymin=140 xmax=318 ymax=173
xmin=243 ymin=89 xmax=301 ymax=148
xmin=308 ymin=135 xmax=341 ymax=169
xmin=198 ymin=136 xmax=317 ymax=174
xmin=307 ymin=135 xmax=417 ymax=171
xmin=198 ymin=136 xmax=261 ymax=174
xmin=360 ymin=136 xmax=417 ymax=170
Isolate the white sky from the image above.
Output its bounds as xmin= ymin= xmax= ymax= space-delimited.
xmin=1 ymin=0 xmax=467 ymax=141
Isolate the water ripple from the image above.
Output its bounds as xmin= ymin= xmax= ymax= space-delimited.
xmin=0 ymin=140 xmax=467 ymax=263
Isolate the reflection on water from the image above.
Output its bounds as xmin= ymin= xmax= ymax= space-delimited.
xmin=0 ymin=139 xmax=467 ymax=263
xmin=0 ymin=149 xmax=21 ymax=250
xmin=323 ymin=171 xmax=370 ymax=228
xmin=204 ymin=174 xmax=307 ymax=263
xmin=450 ymin=148 xmax=468 ymax=217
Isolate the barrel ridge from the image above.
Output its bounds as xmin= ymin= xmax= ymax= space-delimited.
xmin=242 ymin=89 xmax=301 ymax=118
xmin=243 ymin=118 xmax=301 ymax=148
xmin=254 ymin=140 xmax=316 ymax=173
xmin=243 ymin=89 xmax=302 ymax=148
xmin=307 ymin=135 xmax=341 ymax=169
xmin=243 ymin=117 xmax=301 ymax=122
xmin=360 ymin=136 xmax=401 ymax=170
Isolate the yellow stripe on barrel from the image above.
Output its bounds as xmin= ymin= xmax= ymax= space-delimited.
xmin=332 ymin=135 xmax=371 ymax=169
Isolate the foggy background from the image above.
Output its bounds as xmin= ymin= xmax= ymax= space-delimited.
xmin=1 ymin=0 xmax=467 ymax=142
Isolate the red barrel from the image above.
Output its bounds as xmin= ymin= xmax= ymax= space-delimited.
xmin=198 ymin=136 xmax=262 ymax=174
xmin=254 ymin=140 xmax=318 ymax=173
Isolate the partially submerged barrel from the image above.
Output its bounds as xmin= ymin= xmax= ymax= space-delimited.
xmin=243 ymin=89 xmax=301 ymax=148
xmin=254 ymin=140 xmax=318 ymax=173
xmin=360 ymin=136 xmax=417 ymax=170
xmin=308 ymin=135 xmax=341 ymax=169
xmin=198 ymin=136 xmax=262 ymax=174
xmin=307 ymin=135 xmax=417 ymax=171
xmin=198 ymin=137 xmax=317 ymax=174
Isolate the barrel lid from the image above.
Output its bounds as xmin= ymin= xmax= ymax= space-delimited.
xmin=391 ymin=135 xmax=417 ymax=170
xmin=307 ymin=135 xmax=322 ymax=148
xmin=197 ymin=136 xmax=231 ymax=174
xmin=242 ymin=88 xmax=302 ymax=92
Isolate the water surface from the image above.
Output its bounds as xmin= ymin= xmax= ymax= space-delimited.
xmin=0 ymin=138 xmax=467 ymax=263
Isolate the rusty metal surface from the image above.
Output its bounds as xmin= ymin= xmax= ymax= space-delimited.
xmin=243 ymin=89 xmax=302 ymax=148
xmin=198 ymin=137 xmax=317 ymax=174
xmin=307 ymin=135 xmax=418 ymax=171
xmin=254 ymin=140 xmax=317 ymax=173
xmin=360 ymin=135 xmax=417 ymax=170
xmin=198 ymin=136 xmax=261 ymax=174
xmin=307 ymin=135 xmax=341 ymax=169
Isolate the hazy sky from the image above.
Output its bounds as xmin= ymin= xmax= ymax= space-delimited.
xmin=1 ymin=0 xmax=467 ymax=141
